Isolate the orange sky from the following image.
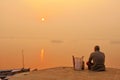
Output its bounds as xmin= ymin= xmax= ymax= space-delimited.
xmin=0 ymin=0 xmax=120 ymax=70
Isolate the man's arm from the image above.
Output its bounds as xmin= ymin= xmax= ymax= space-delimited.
xmin=88 ymin=53 xmax=93 ymax=63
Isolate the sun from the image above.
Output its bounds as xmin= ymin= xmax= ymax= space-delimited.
xmin=41 ymin=17 xmax=45 ymax=22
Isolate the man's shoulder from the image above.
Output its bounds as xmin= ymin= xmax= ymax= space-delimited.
xmin=90 ymin=52 xmax=96 ymax=56
xmin=91 ymin=52 xmax=96 ymax=54
xmin=91 ymin=51 xmax=104 ymax=55
xmin=100 ymin=51 xmax=105 ymax=56
xmin=99 ymin=51 xmax=105 ymax=54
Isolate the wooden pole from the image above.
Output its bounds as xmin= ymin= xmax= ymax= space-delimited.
xmin=22 ymin=49 xmax=24 ymax=69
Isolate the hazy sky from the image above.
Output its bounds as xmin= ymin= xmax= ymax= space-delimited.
xmin=0 ymin=0 xmax=120 ymax=69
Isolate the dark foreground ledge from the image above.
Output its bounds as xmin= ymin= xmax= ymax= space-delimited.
xmin=10 ymin=67 xmax=120 ymax=80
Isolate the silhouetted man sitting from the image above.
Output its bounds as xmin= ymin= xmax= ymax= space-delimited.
xmin=87 ymin=45 xmax=106 ymax=71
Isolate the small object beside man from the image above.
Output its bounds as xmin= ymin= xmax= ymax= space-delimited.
xmin=72 ymin=56 xmax=85 ymax=70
